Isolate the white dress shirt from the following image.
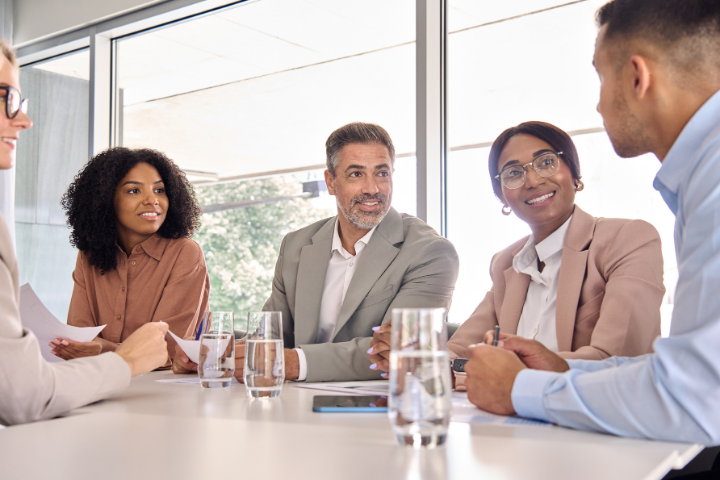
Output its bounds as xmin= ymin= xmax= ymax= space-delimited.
xmin=512 ymin=89 xmax=720 ymax=444
xmin=295 ymin=220 xmax=376 ymax=381
xmin=512 ymin=216 xmax=572 ymax=352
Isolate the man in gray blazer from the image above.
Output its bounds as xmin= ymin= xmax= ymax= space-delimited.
xmin=261 ymin=122 xmax=459 ymax=382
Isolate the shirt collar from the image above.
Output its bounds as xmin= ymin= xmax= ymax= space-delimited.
xmin=654 ymin=89 xmax=720 ymax=213
xmin=332 ymin=219 xmax=377 ymax=256
xmin=116 ymin=233 xmax=167 ymax=261
xmin=513 ymin=215 xmax=572 ymax=273
xmin=535 ymin=215 xmax=572 ymax=262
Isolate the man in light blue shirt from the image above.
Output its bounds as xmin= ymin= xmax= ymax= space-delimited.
xmin=464 ymin=0 xmax=720 ymax=446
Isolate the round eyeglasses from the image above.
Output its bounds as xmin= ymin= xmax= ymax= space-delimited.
xmin=495 ymin=151 xmax=562 ymax=190
xmin=0 ymin=86 xmax=29 ymax=120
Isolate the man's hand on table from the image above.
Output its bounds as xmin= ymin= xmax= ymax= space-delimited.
xmin=465 ymin=331 xmax=572 ymax=415
xmin=482 ymin=331 xmax=570 ymax=373
xmin=464 ymin=344 xmax=526 ymax=415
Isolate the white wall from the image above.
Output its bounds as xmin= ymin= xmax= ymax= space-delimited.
xmin=12 ymin=0 xmax=166 ymax=46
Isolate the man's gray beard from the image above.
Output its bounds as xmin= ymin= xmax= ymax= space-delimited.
xmin=337 ymin=194 xmax=389 ymax=230
xmin=608 ymin=90 xmax=652 ymax=158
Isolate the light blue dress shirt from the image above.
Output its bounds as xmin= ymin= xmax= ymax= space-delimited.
xmin=511 ymin=89 xmax=720 ymax=445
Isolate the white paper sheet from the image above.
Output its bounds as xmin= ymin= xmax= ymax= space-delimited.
xmin=450 ymin=395 xmax=550 ymax=427
xmin=167 ymin=331 xmax=202 ymax=364
xmin=292 ymin=381 xmax=389 ymax=396
xmin=155 ymin=376 xmax=241 ymax=386
xmin=19 ymin=284 xmax=106 ymax=363
xmin=168 ymin=331 xmax=233 ymax=365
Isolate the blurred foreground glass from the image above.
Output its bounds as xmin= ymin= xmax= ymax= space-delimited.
xmin=244 ymin=312 xmax=284 ymax=398
xmin=198 ymin=333 xmax=235 ymax=388
xmin=206 ymin=311 xmax=234 ymax=334
xmin=389 ymin=308 xmax=451 ymax=448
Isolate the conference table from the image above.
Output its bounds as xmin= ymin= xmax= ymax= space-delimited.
xmin=0 ymin=371 xmax=702 ymax=480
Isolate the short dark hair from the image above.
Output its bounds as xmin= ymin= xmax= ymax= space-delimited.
xmin=488 ymin=121 xmax=581 ymax=202
xmin=596 ymin=0 xmax=720 ymax=72
xmin=62 ymin=147 xmax=202 ymax=272
xmin=325 ymin=122 xmax=395 ymax=177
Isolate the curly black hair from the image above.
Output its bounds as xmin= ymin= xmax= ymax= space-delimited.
xmin=62 ymin=147 xmax=202 ymax=272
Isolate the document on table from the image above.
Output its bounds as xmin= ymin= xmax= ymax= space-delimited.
xmin=156 ymin=376 xmax=241 ymax=386
xmin=293 ymin=381 xmax=389 ymax=396
xmin=168 ymin=331 xmax=233 ymax=364
xmin=19 ymin=284 xmax=106 ymax=363
xmin=450 ymin=395 xmax=550 ymax=427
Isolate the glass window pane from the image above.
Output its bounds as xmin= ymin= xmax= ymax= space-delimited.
xmin=16 ymin=49 xmax=90 ymax=321
xmin=447 ymin=1 xmax=676 ymax=335
xmin=115 ymin=0 xmax=416 ymax=314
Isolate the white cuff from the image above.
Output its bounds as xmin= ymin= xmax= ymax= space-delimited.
xmin=295 ymin=348 xmax=308 ymax=382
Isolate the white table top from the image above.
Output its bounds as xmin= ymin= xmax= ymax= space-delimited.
xmin=0 ymin=372 xmax=702 ymax=480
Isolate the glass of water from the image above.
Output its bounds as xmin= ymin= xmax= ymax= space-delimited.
xmin=244 ymin=312 xmax=284 ymax=398
xmin=388 ymin=308 xmax=451 ymax=448
xmin=198 ymin=332 xmax=235 ymax=388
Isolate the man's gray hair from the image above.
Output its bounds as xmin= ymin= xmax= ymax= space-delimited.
xmin=325 ymin=122 xmax=395 ymax=177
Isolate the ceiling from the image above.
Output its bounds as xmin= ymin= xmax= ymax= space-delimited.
xmin=28 ymin=0 xmax=607 ymax=182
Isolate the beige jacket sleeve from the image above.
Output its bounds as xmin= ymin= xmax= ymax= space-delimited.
xmin=0 ymin=216 xmax=131 ymax=426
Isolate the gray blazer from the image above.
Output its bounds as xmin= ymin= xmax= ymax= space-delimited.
xmin=263 ymin=207 xmax=459 ymax=382
xmin=0 ymin=212 xmax=130 ymax=426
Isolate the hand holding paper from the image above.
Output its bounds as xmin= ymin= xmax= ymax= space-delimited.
xmin=168 ymin=330 xmax=202 ymax=364
xmin=19 ymin=284 xmax=106 ymax=363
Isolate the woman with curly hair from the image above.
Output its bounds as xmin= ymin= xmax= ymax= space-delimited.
xmin=50 ymin=147 xmax=210 ymax=363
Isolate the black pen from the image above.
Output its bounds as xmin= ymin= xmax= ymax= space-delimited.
xmin=492 ymin=325 xmax=500 ymax=347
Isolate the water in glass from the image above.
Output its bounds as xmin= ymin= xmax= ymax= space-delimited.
xmin=244 ymin=338 xmax=284 ymax=397
xmin=198 ymin=333 xmax=234 ymax=388
xmin=389 ymin=350 xmax=451 ymax=447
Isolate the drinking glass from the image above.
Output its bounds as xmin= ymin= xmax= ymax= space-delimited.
xmin=244 ymin=312 xmax=284 ymax=398
xmin=198 ymin=333 xmax=235 ymax=388
xmin=388 ymin=308 xmax=451 ymax=448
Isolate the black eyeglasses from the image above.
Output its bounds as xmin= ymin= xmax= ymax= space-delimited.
xmin=495 ymin=151 xmax=563 ymax=189
xmin=0 ymin=86 xmax=29 ymax=119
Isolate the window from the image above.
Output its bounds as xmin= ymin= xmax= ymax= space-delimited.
xmin=16 ymin=49 xmax=90 ymax=320
xmin=113 ymin=0 xmax=417 ymax=315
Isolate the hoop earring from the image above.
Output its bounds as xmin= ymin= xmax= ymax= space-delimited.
xmin=502 ymin=205 xmax=512 ymax=216
xmin=575 ymin=180 xmax=584 ymax=192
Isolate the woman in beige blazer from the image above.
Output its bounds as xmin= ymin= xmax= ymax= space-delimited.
xmin=0 ymin=40 xmax=168 ymax=426
xmin=447 ymin=121 xmax=664 ymax=362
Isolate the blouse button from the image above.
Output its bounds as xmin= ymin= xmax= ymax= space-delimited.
xmin=116 ymin=315 xmax=121 ymax=320
xmin=122 ymin=286 xmax=126 ymax=292
xmin=131 ymin=261 xmax=136 ymax=266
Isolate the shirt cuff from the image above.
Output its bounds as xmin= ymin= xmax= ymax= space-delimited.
xmin=295 ymin=347 xmax=308 ymax=382
xmin=511 ymin=369 xmax=561 ymax=423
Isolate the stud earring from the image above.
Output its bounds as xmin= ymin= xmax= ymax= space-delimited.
xmin=502 ymin=205 xmax=512 ymax=216
xmin=575 ymin=180 xmax=584 ymax=191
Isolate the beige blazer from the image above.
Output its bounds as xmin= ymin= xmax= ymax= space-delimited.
xmin=0 ymin=212 xmax=130 ymax=426
xmin=264 ymin=207 xmax=459 ymax=382
xmin=448 ymin=206 xmax=664 ymax=361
